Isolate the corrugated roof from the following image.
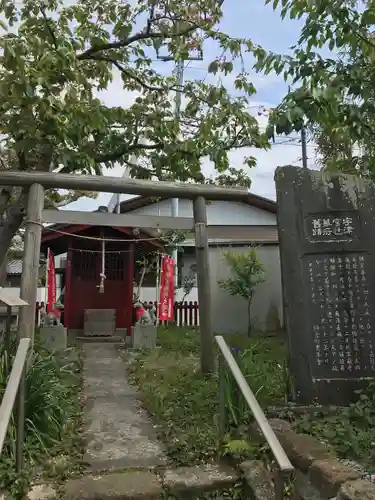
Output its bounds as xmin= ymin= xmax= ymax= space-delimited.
xmin=7 ymin=259 xmax=22 ymax=275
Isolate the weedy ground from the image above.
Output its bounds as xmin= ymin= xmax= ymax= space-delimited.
xmin=126 ymin=326 xmax=375 ymax=476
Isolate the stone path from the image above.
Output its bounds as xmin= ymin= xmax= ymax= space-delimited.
xmin=83 ymin=343 xmax=167 ymax=471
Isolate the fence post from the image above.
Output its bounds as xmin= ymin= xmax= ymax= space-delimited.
xmin=218 ymin=352 xmax=226 ymax=457
xmin=173 ymin=301 xmax=176 ymax=326
xmin=194 ymin=301 xmax=199 ymax=326
xmin=16 ymin=361 xmax=26 ymax=473
xmin=274 ymin=468 xmax=285 ymax=500
xmin=183 ymin=301 xmax=187 ymax=326
xmin=188 ymin=301 xmax=193 ymax=326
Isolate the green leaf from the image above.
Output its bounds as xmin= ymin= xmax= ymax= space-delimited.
xmin=208 ymin=60 xmax=219 ymax=74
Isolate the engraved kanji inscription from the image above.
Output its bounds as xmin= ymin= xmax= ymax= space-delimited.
xmin=306 ymin=212 xmax=360 ymax=243
xmin=305 ymin=253 xmax=375 ymax=379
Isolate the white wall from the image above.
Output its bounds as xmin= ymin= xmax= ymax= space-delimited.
xmin=5 ymin=287 xmax=47 ymax=303
xmin=4 ymin=286 xmax=63 ymax=303
xmin=126 ymin=199 xmax=276 ymax=226
xmin=140 ymin=286 xmax=198 ymax=303
xmin=139 ymin=251 xmax=198 ymax=303
xmin=209 ymin=245 xmax=283 ymax=334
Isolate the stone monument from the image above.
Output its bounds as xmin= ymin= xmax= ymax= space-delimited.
xmin=275 ymin=166 xmax=375 ymax=405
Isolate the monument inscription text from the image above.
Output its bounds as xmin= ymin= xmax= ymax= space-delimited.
xmin=304 ymin=253 xmax=375 ymax=380
xmin=305 ymin=212 xmax=360 ymax=242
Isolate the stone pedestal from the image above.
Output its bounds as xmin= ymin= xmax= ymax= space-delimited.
xmin=39 ymin=325 xmax=67 ymax=352
xmin=132 ymin=325 xmax=157 ymax=349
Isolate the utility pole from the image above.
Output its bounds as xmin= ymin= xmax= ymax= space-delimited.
xmin=171 ymin=59 xmax=184 ymax=287
xmin=301 ymin=126 xmax=308 ymax=169
xmin=155 ymin=42 xmax=203 ymax=290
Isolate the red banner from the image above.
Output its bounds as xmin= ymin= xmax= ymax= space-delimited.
xmin=158 ymin=255 xmax=175 ymax=321
xmin=47 ymin=250 xmax=56 ymax=313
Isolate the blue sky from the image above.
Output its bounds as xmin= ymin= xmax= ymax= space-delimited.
xmin=69 ymin=0 xmax=317 ymax=212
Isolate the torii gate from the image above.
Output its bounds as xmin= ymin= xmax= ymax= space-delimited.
xmin=0 ymin=171 xmax=251 ymax=374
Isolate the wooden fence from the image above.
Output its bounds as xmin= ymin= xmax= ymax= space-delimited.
xmin=36 ymin=300 xmax=200 ymax=328
xmin=147 ymin=301 xmax=200 ymax=327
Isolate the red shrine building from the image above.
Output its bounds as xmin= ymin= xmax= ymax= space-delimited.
xmin=40 ymin=220 xmax=164 ymax=339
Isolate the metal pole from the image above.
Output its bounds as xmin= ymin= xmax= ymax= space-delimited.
xmin=193 ymin=196 xmax=215 ymax=373
xmin=171 ymin=59 xmax=184 ymax=289
xmin=0 ymin=171 xmax=251 ymax=201
xmin=0 ymin=338 xmax=30 ymax=461
xmin=174 ymin=60 xmax=184 ymax=119
xmin=16 ymin=362 xmax=26 ymax=473
xmin=218 ymin=352 xmax=226 ymax=456
xmin=215 ymin=335 xmax=294 ymax=472
xmin=301 ymin=127 xmax=308 ymax=169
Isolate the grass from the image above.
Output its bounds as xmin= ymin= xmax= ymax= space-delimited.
xmin=0 ymin=333 xmax=84 ymax=497
xmin=126 ymin=326 xmax=288 ymax=466
xmin=127 ymin=326 xmax=375 ymax=475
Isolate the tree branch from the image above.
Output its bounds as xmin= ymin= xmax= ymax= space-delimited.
xmin=77 ymin=23 xmax=198 ymax=60
xmin=93 ymin=141 xmax=164 ymax=163
xmin=84 ymin=54 xmax=170 ymax=92
xmin=40 ymin=6 xmax=58 ymax=50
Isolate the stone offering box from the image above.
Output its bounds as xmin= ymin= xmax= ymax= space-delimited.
xmin=39 ymin=325 xmax=68 ymax=352
xmin=132 ymin=324 xmax=157 ymax=349
xmin=275 ymin=167 xmax=375 ymax=406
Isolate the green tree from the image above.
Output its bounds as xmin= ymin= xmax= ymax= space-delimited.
xmin=0 ymin=0 xmax=269 ymax=268
xmin=218 ymin=249 xmax=266 ymax=336
xmin=0 ymin=149 xmax=97 ymax=283
xmin=254 ymin=0 xmax=375 ymax=177
xmin=205 ymin=166 xmax=253 ymax=188
xmin=309 ymin=123 xmax=356 ymax=174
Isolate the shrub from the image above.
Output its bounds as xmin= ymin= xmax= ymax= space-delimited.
xmin=218 ymin=249 xmax=266 ymax=336
xmin=0 ymin=335 xmax=81 ymax=496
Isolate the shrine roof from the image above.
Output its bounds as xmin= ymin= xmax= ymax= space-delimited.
xmin=40 ymin=222 xmax=164 ymax=256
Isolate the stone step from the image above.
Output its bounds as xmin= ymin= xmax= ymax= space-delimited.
xmin=29 ymin=464 xmax=241 ymax=500
xmin=240 ymin=460 xmax=274 ymax=500
xmin=294 ymin=469 xmax=328 ymax=500
xmin=76 ymin=336 xmax=123 ymax=343
xmin=240 ymin=460 xmax=327 ymax=500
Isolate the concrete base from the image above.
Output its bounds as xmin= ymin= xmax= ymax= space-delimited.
xmin=67 ymin=329 xmax=131 ymax=346
xmin=39 ymin=326 xmax=67 ymax=352
xmin=131 ymin=325 xmax=157 ymax=349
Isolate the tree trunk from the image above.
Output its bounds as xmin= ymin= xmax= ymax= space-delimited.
xmin=0 ymin=253 xmax=8 ymax=286
xmin=0 ymin=192 xmax=27 ymax=271
xmin=247 ymin=300 xmax=252 ymax=337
